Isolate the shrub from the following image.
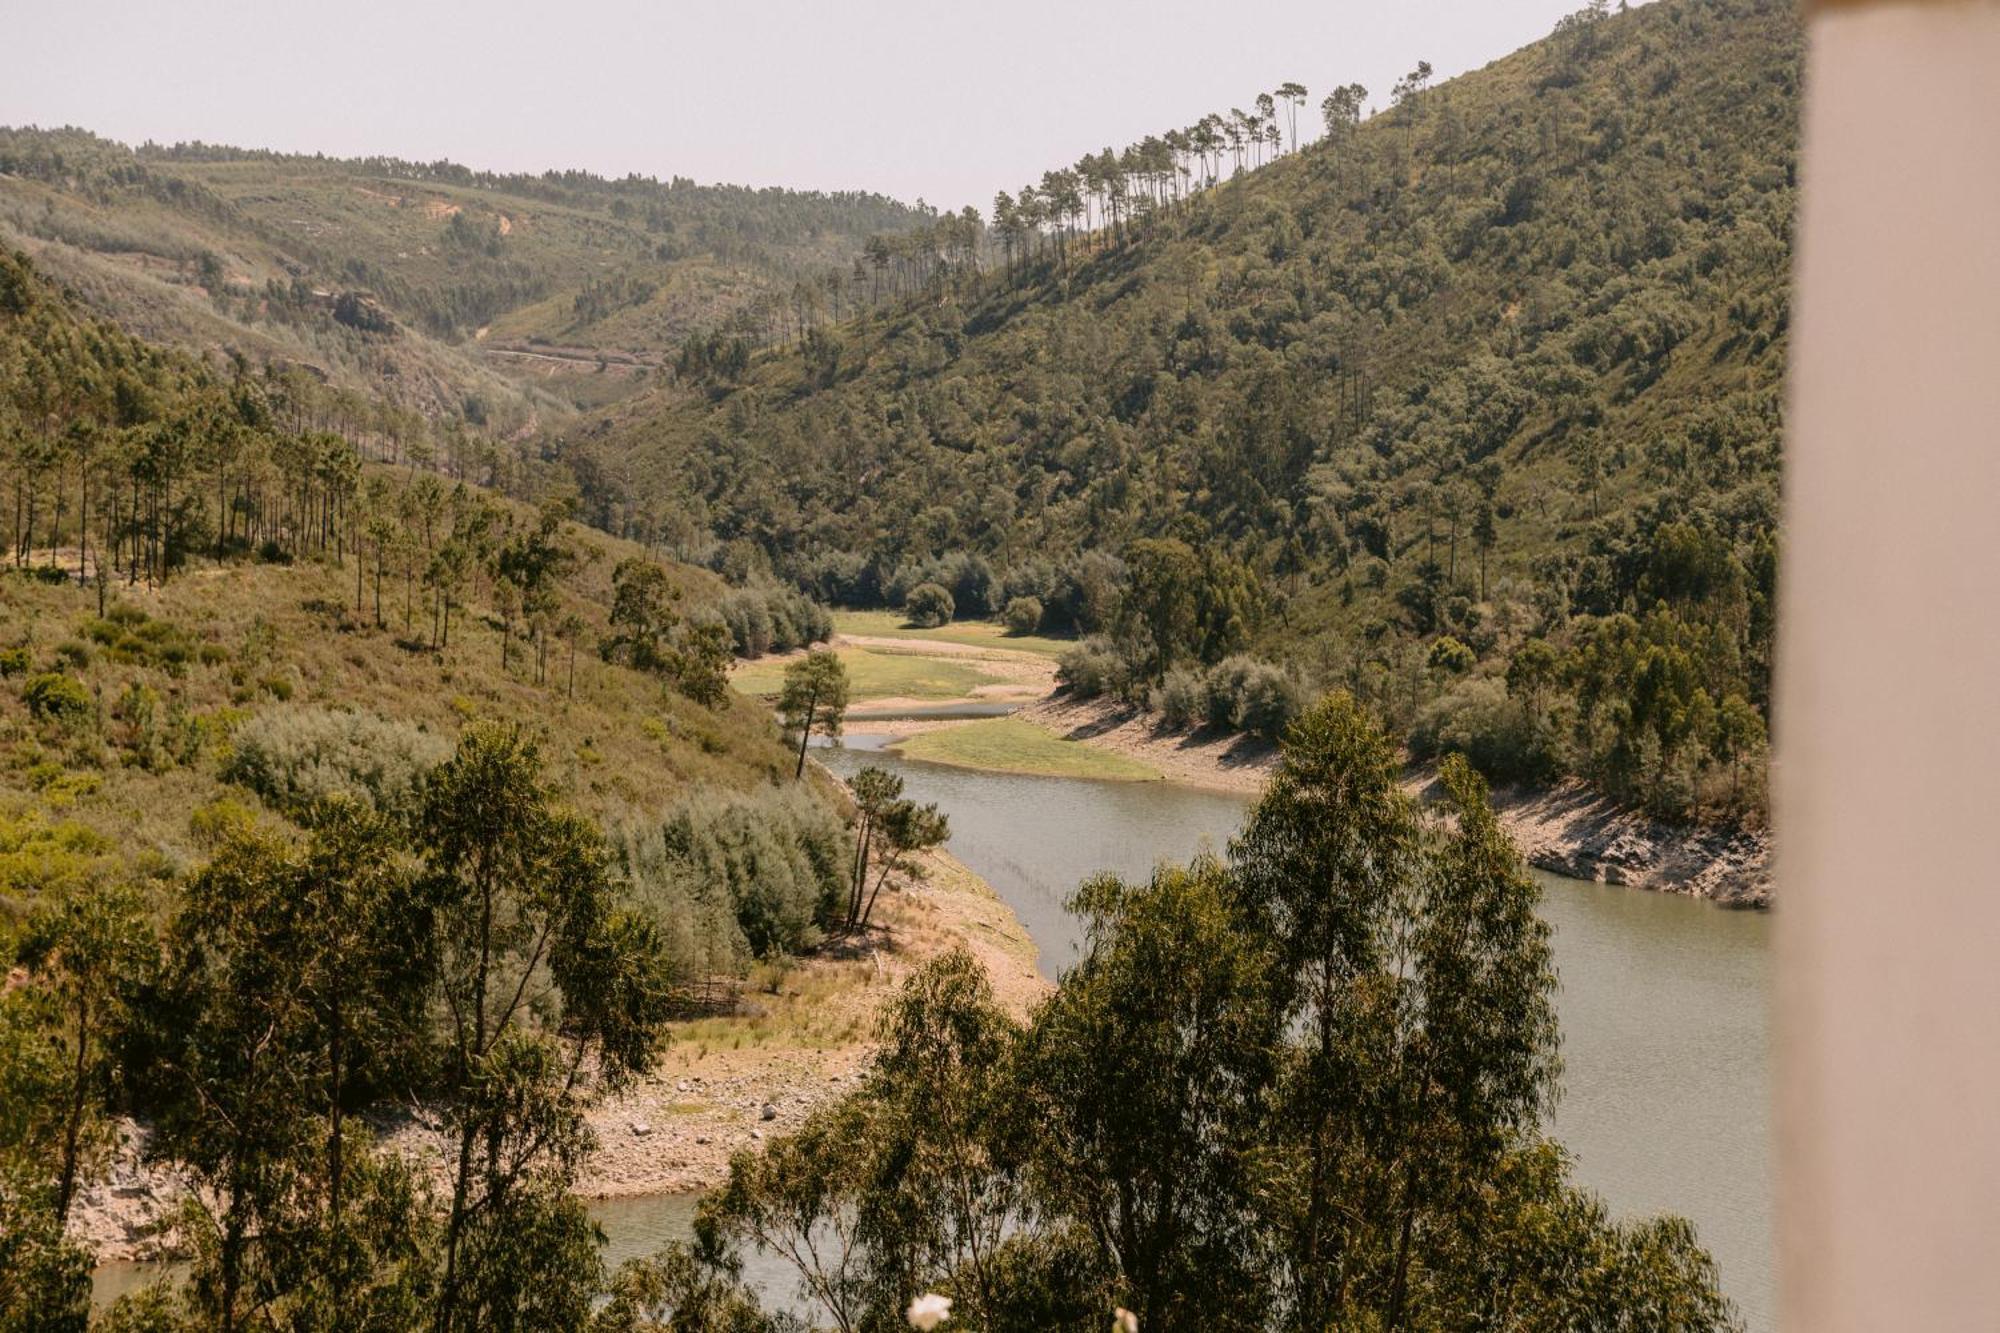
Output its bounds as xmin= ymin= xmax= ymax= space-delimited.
xmin=22 ymin=673 xmax=91 ymax=725
xmin=613 ymin=786 xmax=849 ymax=974
xmin=0 ymin=647 xmax=29 ymax=678
xmin=1428 ymin=636 xmax=1476 ymax=674
xmin=1003 ymin=596 xmax=1044 ymax=636
xmin=905 ymin=582 xmax=955 ymax=628
xmin=1200 ymin=656 xmax=1306 ymax=741
xmin=1234 ymin=661 xmax=1305 ymax=741
xmin=1409 ymin=676 xmax=1561 ymax=784
xmin=1056 ymin=636 xmax=1132 ymax=700
xmin=225 ymin=706 xmax=452 ymax=822
xmin=1152 ymin=666 xmax=1206 ymax=729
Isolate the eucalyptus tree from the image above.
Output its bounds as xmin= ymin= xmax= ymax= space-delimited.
xmin=1021 ymin=857 xmax=1275 ymax=1329
xmin=419 ymin=725 xmax=675 ymax=1330
xmin=144 ymin=811 xmax=433 ymax=1330
xmin=13 ymin=881 xmax=153 ymax=1226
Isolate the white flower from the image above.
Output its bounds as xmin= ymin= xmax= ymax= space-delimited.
xmin=907 ymin=1292 xmax=953 ymax=1330
xmin=1113 ymin=1308 xmax=1139 ymax=1333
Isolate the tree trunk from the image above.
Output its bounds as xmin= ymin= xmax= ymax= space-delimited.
xmin=793 ymin=693 xmax=817 ymax=780
xmin=54 ymin=1003 xmax=89 ymax=1223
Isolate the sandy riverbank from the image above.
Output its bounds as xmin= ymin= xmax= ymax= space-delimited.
xmin=573 ymin=846 xmax=1048 ymax=1199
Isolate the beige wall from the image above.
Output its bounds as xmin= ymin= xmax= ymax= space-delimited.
xmin=1778 ymin=3 xmax=2000 ymax=1328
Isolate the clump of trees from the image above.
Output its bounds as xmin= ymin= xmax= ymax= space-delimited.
xmin=613 ymin=785 xmax=851 ymax=972
xmin=659 ymin=695 xmax=1738 ymax=1331
xmin=1 ymin=725 xmax=687 ymax=1330
xmin=600 ymin=557 xmax=737 ymax=707
xmin=712 ymin=583 xmax=832 ymax=658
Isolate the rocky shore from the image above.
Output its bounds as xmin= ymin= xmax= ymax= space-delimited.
xmin=1020 ymin=693 xmax=1772 ymax=908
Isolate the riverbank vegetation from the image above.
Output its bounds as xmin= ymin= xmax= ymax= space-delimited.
xmin=559 ymin=0 xmax=1793 ymax=829
xmin=645 ymin=696 xmax=1739 ymax=1331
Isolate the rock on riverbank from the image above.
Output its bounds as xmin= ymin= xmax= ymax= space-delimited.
xmin=1017 ymin=693 xmax=1771 ymax=908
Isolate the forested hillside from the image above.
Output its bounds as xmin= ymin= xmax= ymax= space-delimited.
xmin=563 ymin=0 xmax=1796 ymax=824
xmin=0 ymin=128 xmax=926 ymax=425
xmin=0 ymin=245 xmax=892 ymax=1323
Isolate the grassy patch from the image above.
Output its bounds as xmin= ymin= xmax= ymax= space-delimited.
xmin=732 ymin=645 xmax=1001 ymax=703
xmin=831 ymin=610 xmax=1073 ymax=659
xmin=891 ymin=719 xmax=1160 ymax=782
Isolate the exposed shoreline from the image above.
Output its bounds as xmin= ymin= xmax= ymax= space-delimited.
xmin=571 ymin=845 xmax=1050 ymax=1200
xmin=1013 ymin=693 xmax=1772 ymax=909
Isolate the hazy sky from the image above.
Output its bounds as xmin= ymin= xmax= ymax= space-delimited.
xmin=7 ymin=0 xmax=1608 ymax=209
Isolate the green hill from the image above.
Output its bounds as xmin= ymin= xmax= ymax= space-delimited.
xmin=0 ymin=241 xmax=829 ymax=934
xmin=0 ymin=128 xmax=926 ymax=426
xmin=558 ymin=0 xmax=1797 ymax=823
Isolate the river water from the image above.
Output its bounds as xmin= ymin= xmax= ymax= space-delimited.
xmin=95 ymin=735 xmax=1775 ymax=1329
xmin=815 ymin=735 xmax=1778 ymax=1331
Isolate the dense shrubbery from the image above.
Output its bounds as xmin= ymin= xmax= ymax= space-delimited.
xmin=1003 ymin=595 xmax=1043 ymax=635
xmin=1073 ymin=640 xmax=1308 ymax=743
xmin=612 ymin=785 xmax=849 ymax=975
xmin=714 ymin=583 xmax=833 ymax=657
xmin=82 ymin=606 xmax=214 ymax=675
xmin=903 ymin=582 xmax=954 ymax=628
xmin=1202 ymin=654 xmax=1306 ymax=741
xmin=224 ymin=706 xmax=452 ymax=822
xmin=1056 ymin=636 xmax=1137 ymax=702
xmin=1410 ymin=676 xmax=1562 ymax=786
xmin=20 ymin=673 xmax=91 ymax=725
